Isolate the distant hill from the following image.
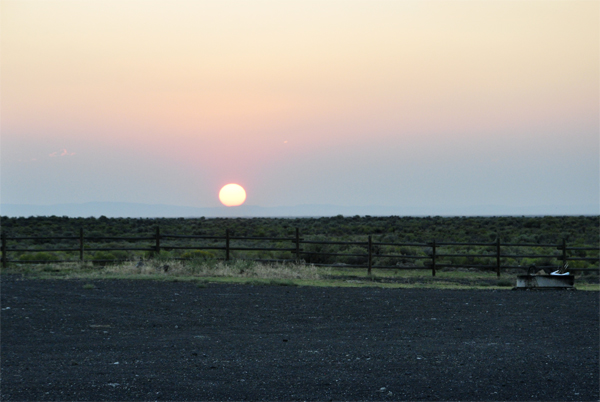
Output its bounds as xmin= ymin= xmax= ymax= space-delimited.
xmin=1 ymin=202 xmax=598 ymax=218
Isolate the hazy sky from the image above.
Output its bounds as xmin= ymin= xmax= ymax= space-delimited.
xmin=2 ymin=0 xmax=598 ymax=211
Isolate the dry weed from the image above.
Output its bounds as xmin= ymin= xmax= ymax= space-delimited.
xmin=100 ymin=259 xmax=322 ymax=280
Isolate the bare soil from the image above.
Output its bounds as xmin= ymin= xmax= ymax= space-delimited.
xmin=1 ymin=275 xmax=598 ymax=401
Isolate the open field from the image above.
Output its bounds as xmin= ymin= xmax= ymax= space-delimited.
xmin=1 ymin=274 xmax=598 ymax=401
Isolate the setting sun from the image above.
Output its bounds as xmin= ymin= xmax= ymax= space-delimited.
xmin=218 ymin=184 xmax=246 ymax=207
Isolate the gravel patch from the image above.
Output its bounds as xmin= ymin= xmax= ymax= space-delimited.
xmin=1 ymin=275 xmax=598 ymax=401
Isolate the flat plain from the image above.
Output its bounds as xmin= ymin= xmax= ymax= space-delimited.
xmin=1 ymin=275 xmax=598 ymax=401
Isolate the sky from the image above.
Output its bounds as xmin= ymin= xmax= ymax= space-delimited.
xmin=1 ymin=0 xmax=598 ymax=213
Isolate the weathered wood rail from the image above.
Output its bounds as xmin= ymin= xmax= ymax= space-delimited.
xmin=1 ymin=227 xmax=598 ymax=277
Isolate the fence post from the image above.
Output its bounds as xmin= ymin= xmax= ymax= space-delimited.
xmin=496 ymin=237 xmax=501 ymax=277
xmin=431 ymin=239 xmax=436 ymax=277
xmin=155 ymin=226 xmax=161 ymax=256
xmin=225 ymin=229 xmax=230 ymax=261
xmin=1 ymin=232 xmax=6 ymax=269
xmin=79 ymin=228 xmax=84 ymax=262
xmin=562 ymin=238 xmax=567 ymax=271
xmin=368 ymin=235 xmax=372 ymax=275
xmin=295 ymin=228 xmax=300 ymax=263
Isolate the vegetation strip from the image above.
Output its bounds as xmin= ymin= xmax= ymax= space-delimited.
xmin=3 ymin=259 xmax=598 ymax=291
xmin=2 ymin=216 xmax=598 ymax=286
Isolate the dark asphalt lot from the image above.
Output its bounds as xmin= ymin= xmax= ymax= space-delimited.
xmin=1 ymin=275 xmax=598 ymax=401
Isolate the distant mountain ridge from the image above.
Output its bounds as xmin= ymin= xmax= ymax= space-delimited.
xmin=1 ymin=202 xmax=598 ymax=218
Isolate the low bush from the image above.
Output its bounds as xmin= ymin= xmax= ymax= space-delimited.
xmin=19 ymin=252 xmax=60 ymax=262
xmin=111 ymin=250 xmax=129 ymax=260
xmin=92 ymin=251 xmax=118 ymax=266
xmin=181 ymin=250 xmax=216 ymax=260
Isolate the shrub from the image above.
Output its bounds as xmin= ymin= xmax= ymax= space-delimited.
xmin=181 ymin=250 xmax=216 ymax=260
xmin=302 ymin=235 xmax=336 ymax=264
xmin=144 ymin=250 xmax=173 ymax=260
xmin=92 ymin=251 xmax=116 ymax=266
xmin=111 ymin=250 xmax=129 ymax=260
xmin=339 ymin=246 xmax=368 ymax=265
xmin=19 ymin=252 xmax=59 ymax=262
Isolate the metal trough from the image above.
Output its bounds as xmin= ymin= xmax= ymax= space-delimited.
xmin=515 ymin=275 xmax=574 ymax=289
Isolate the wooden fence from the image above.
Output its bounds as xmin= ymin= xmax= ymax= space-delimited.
xmin=1 ymin=227 xmax=598 ymax=277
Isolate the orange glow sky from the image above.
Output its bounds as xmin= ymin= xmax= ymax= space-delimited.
xmin=1 ymin=1 xmax=598 ymax=212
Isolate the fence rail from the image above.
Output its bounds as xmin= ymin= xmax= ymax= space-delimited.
xmin=1 ymin=227 xmax=598 ymax=277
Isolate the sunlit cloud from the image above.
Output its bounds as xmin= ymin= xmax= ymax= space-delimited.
xmin=49 ymin=149 xmax=75 ymax=157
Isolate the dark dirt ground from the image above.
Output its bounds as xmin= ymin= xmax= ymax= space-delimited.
xmin=1 ymin=275 xmax=598 ymax=401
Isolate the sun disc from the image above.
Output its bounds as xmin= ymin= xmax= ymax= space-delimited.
xmin=218 ymin=184 xmax=246 ymax=207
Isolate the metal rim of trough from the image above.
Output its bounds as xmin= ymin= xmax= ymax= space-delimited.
xmin=513 ymin=274 xmax=575 ymax=290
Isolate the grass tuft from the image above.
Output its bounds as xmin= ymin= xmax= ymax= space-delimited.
xmin=95 ymin=259 xmax=322 ymax=280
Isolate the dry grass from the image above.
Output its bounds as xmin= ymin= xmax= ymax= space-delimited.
xmin=86 ymin=259 xmax=324 ymax=281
